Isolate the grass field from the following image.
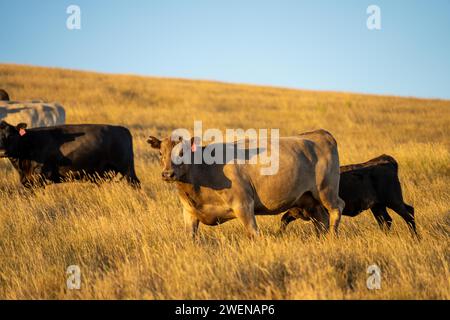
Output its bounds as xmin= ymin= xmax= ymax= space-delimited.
xmin=0 ymin=64 xmax=449 ymax=299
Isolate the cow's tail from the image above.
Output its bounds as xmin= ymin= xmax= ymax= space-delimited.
xmin=126 ymin=130 xmax=141 ymax=189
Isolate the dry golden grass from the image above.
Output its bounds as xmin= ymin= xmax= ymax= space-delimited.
xmin=0 ymin=64 xmax=449 ymax=299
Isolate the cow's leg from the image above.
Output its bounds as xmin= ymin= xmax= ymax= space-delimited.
xmin=121 ymin=164 xmax=141 ymax=189
xmin=125 ymin=174 xmax=141 ymax=189
xmin=280 ymin=209 xmax=300 ymax=232
xmin=21 ymin=179 xmax=37 ymax=190
xmin=183 ymin=207 xmax=200 ymax=239
xmin=234 ymin=201 xmax=259 ymax=238
xmin=309 ymin=206 xmax=330 ymax=237
xmin=317 ymin=188 xmax=345 ymax=236
xmin=280 ymin=207 xmax=312 ymax=232
xmin=388 ymin=202 xmax=418 ymax=236
xmin=116 ymin=156 xmax=141 ymax=189
xmin=21 ymin=174 xmax=46 ymax=189
xmin=370 ymin=204 xmax=393 ymax=231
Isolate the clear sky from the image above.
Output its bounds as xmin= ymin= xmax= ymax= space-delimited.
xmin=1 ymin=0 xmax=449 ymax=99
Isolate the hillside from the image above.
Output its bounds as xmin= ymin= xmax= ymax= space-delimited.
xmin=0 ymin=64 xmax=449 ymax=299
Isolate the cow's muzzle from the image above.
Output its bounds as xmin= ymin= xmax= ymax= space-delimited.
xmin=161 ymin=170 xmax=176 ymax=181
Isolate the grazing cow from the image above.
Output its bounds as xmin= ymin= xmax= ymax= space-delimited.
xmin=0 ymin=121 xmax=140 ymax=188
xmin=280 ymin=155 xmax=418 ymax=236
xmin=147 ymin=129 xmax=344 ymax=237
xmin=0 ymin=89 xmax=9 ymax=101
xmin=0 ymin=102 xmax=66 ymax=128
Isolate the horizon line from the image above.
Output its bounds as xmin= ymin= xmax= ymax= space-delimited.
xmin=1 ymin=62 xmax=449 ymax=102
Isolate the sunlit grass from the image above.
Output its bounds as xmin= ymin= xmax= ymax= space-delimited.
xmin=0 ymin=64 xmax=449 ymax=299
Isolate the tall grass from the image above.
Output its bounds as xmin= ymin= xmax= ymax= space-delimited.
xmin=0 ymin=64 xmax=449 ymax=299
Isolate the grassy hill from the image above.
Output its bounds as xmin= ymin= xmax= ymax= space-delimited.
xmin=0 ymin=64 xmax=449 ymax=299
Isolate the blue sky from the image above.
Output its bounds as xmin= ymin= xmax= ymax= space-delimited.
xmin=1 ymin=0 xmax=449 ymax=99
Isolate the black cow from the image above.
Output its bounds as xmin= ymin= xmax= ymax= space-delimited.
xmin=0 ymin=121 xmax=140 ymax=188
xmin=0 ymin=89 xmax=10 ymax=101
xmin=280 ymin=155 xmax=417 ymax=235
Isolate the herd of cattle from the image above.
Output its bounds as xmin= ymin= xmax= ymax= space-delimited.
xmin=0 ymin=89 xmax=417 ymax=238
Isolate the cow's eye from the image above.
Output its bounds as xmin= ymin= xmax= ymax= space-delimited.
xmin=159 ymin=151 xmax=162 ymax=157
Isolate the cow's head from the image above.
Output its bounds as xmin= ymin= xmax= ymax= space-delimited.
xmin=147 ymin=135 xmax=198 ymax=182
xmin=0 ymin=121 xmax=27 ymax=157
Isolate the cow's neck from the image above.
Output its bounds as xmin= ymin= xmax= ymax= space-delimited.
xmin=6 ymin=136 xmax=36 ymax=173
xmin=6 ymin=136 xmax=26 ymax=159
xmin=175 ymin=164 xmax=200 ymax=194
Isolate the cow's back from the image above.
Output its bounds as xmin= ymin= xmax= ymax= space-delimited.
xmin=0 ymin=101 xmax=66 ymax=128
xmin=237 ymin=130 xmax=340 ymax=214
xmin=341 ymin=154 xmax=398 ymax=173
xmin=29 ymin=124 xmax=133 ymax=168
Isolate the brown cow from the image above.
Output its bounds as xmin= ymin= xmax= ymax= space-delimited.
xmin=148 ymin=129 xmax=344 ymax=238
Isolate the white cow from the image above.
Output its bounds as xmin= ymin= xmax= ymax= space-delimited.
xmin=0 ymin=101 xmax=66 ymax=128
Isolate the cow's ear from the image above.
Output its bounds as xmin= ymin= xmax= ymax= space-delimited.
xmin=16 ymin=123 xmax=27 ymax=136
xmin=16 ymin=123 xmax=27 ymax=131
xmin=147 ymin=136 xmax=161 ymax=149
xmin=190 ymin=136 xmax=200 ymax=152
